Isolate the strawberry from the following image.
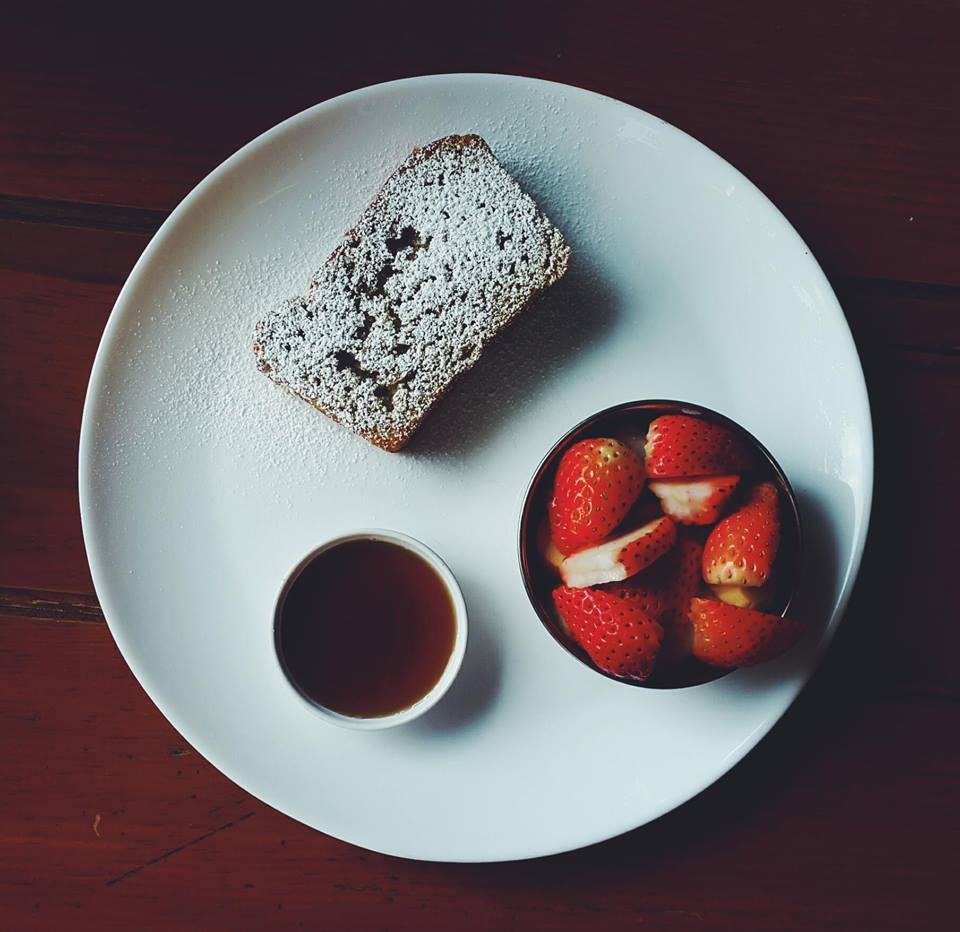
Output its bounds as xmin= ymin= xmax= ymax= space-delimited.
xmin=603 ymin=580 xmax=666 ymax=621
xmin=648 ymin=474 xmax=740 ymax=525
xmin=644 ymin=415 xmax=754 ymax=478
xmin=652 ymin=536 xmax=704 ymax=662
xmin=702 ymin=482 xmax=780 ymax=587
xmin=689 ymin=597 xmax=804 ymax=667
xmin=552 ymin=585 xmax=663 ymax=681
xmin=559 ymin=516 xmax=676 ymax=588
xmin=548 ymin=438 xmax=645 ymax=555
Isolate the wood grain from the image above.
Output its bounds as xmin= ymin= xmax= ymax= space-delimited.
xmin=1 ymin=219 xmax=959 ymax=675
xmin=1 ymin=612 xmax=956 ymax=930
xmin=0 ymin=587 xmax=103 ymax=622
xmin=0 ymin=195 xmax=165 ymax=235
xmin=0 ymin=222 xmax=148 ymax=593
xmin=3 ymin=3 xmax=960 ymax=928
xmin=3 ymin=1 xmax=959 ymax=284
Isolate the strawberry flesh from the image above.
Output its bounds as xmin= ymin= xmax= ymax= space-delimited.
xmin=559 ymin=516 xmax=676 ymax=588
xmin=710 ymin=580 xmax=776 ymax=610
xmin=649 ymin=474 xmax=740 ymax=525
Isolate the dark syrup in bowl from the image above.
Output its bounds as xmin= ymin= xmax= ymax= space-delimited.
xmin=277 ymin=538 xmax=457 ymax=717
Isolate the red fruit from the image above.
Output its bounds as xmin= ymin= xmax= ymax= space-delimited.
xmin=552 ymin=585 xmax=663 ymax=681
xmin=703 ymin=482 xmax=780 ymax=587
xmin=654 ymin=536 xmax=704 ymax=662
xmin=603 ymin=580 xmax=666 ymax=621
xmin=689 ymin=597 xmax=804 ymax=667
xmin=648 ymin=475 xmax=740 ymax=525
xmin=644 ymin=415 xmax=754 ymax=478
xmin=559 ymin=516 xmax=677 ymax=588
xmin=548 ymin=438 xmax=645 ymax=555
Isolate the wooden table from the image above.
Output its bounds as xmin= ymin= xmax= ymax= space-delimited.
xmin=3 ymin=3 xmax=957 ymax=928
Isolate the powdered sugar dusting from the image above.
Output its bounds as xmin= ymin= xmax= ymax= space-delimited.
xmin=253 ymin=135 xmax=569 ymax=450
xmin=89 ymin=88 xmax=609 ymax=515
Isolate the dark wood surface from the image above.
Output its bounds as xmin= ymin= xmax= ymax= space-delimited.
xmin=2 ymin=2 xmax=957 ymax=928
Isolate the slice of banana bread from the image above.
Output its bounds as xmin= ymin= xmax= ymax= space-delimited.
xmin=254 ymin=134 xmax=570 ymax=451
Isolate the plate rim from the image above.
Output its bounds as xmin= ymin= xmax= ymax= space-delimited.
xmin=78 ymin=72 xmax=874 ymax=862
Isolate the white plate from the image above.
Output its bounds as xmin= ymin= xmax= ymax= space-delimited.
xmin=79 ymin=74 xmax=872 ymax=862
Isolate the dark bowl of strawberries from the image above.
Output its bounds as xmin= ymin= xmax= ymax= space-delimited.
xmin=518 ymin=400 xmax=803 ymax=689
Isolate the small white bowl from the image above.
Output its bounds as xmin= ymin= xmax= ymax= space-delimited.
xmin=273 ymin=529 xmax=468 ymax=730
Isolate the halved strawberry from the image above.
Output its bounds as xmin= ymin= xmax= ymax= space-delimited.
xmin=702 ymin=482 xmax=780 ymax=587
xmin=559 ymin=516 xmax=676 ymax=588
xmin=644 ymin=415 xmax=754 ymax=478
xmin=648 ymin=474 xmax=740 ymax=525
xmin=552 ymin=585 xmax=663 ymax=681
xmin=548 ymin=438 xmax=646 ymax=555
xmin=689 ymin=597 xmax=803 ymax=667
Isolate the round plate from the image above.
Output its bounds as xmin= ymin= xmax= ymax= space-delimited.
xmin=79 ymin=74 xmax=872 ymax=862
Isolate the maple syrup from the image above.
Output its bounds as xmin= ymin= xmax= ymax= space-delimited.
xmin=277 ymin=538 xmax=457 ymax=717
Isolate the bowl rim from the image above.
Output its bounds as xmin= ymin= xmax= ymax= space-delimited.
xmin=517 ymin=399 xmax=804 ymax=690
xmin=273 ymin=528 xmax=469 ymax=729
